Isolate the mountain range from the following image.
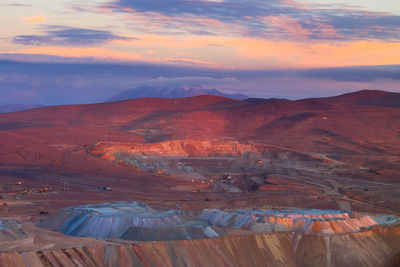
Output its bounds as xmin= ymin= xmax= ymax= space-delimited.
xmin=106 ymin=85 xmax=248 ymax=102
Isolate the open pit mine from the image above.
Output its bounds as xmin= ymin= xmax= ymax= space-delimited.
xmin=0 ymin=91 xmax=400 ymax=266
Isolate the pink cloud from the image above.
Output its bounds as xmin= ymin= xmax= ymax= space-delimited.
xmin=21 ymin=14 xmax=47 ymax=23
xmin=264 ymin=16 xmax=311 ymax=41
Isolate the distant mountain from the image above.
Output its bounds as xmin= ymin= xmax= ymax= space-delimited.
xmin=317 ymin=90 xmax=400 ymax=108
xmin=106 ymin=85 xmax=248 ymax=102
xmin=0 ymin=104 xmax=45 ymax=114
xmin=244 ymin=98 xmax=287 ymax=104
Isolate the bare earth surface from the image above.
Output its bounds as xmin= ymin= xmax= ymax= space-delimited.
xmin=0 ymin=90 xmax=399 ymax=266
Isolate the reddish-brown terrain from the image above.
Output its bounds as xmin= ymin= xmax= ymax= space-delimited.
xmin=0 ymin=89 xmax=399 ymax=266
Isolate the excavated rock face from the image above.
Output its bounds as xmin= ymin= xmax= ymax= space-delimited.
xmin=199 ymin=209 xmax=400 ymax=234
xmin=0 ymin=219 xmax=26 ymax=242
xmin=0 ymin=234 xmax=298 ymax=267
xmin=40 ymin=201 xmax=222 ymax=241
xmin=88 ymin=140 xmax=369 ymax=193
xmin=88 ymin=140 xmax=318 ymax=162
xmin=3 ymin=226 xmax=400 ymax=267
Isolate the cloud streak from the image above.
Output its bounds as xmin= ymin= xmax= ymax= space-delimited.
xmin=1 ymin=57 xmax=399 ymax=82
xmin=299 ymin=65 xmax=400 ymax=82
xmin=6 ymin=3 xmax=34 ymax=7
xmin=13 ymin=26 xmax=135 ymax=47
xmin=104 ymin=0 xmax=400 ymax=41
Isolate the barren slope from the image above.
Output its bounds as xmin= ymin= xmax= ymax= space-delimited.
xmin=0 ymin=91 xmax=399 ymax=266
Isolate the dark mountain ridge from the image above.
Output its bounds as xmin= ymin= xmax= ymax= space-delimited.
xmin=106 ymin=85 xmax=248 ymax=102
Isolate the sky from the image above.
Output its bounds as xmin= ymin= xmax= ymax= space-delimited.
xmin=0 ymin=0 xmax=399 ymax=104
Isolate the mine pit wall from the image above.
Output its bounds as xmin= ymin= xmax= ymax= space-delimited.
xmin=87 ymin=140 xmax=331 ymax=179
xmin=1 ymin=228 xmax=400 ymax=267
xmin=88 ymin=140 xmax=321 ymax=163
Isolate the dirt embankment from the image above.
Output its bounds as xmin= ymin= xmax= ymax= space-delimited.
xmin=1 ymin=227 xmax=400 ymax=267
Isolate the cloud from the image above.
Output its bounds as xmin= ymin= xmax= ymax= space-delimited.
xmin=21 ymin=14 xmax=47 ymax=23
xmin=1 ymin=55 xmax=399 ymax=83
xmin=163 ymin=57 xmax=218 ymax=66
xmin=7 ymin=3 xmax=34 ymax=7
xmin=13 ymin=26 xmax=136 ymax=47
xmin=300 ymin=10 xmax=400 ymax=41
xmin=103 ymin=0 xmax=400 ymax=41
xmin=5 ymin=36 xmax=400 ymax=69
xmin=0 ymin=58 xmax=399 ymax=104
xmin=299 ymin=65 xmax=400 ymax=82
xmin=152 ymin=76 xmax=238 ymax=85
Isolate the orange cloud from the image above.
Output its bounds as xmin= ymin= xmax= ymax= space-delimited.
xmin=21 ymin=14 xmax=47 ymax=23
xmin=7 ymin=34 xmax=400 ymax=69
xmin=8 ymin=46 xmax=220 ymax=67
xmin=113 ymin=34 xmax=400 ymax=69
xmin=224 ymin=38 xmax=400 ymax=69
